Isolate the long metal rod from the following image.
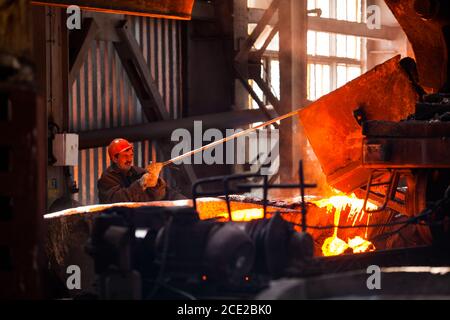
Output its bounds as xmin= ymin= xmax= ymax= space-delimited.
xmin=162 ymin=109 xmax=300 ymax=166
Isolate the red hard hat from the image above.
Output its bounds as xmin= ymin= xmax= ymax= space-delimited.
xmin=108 ymin=138 xmax=133 ymax=159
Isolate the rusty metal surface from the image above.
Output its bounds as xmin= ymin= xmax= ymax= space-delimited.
xmin=363 ymin=120 xmax=450 ymax=137
xmin=384 ymin=0 xmax=449 ymax=91
xmin=298 ymin=56 xmax=418 ymax=192
xmin=78 ymin=109 xmax=268 ymax=149
xmin=31 ymin=0 xmax=195 ymax=20
xmin=363 ymin=138 xmax=450 ymax=168
xmin=362 ymin=120 xmax=450 ymax=168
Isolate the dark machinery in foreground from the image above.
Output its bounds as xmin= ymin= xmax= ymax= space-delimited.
xmin=86 ymin=166 xmax=315 ymax=299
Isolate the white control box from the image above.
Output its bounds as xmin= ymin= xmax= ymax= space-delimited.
xmin=53 ymin=134 xmax=79 ymax=166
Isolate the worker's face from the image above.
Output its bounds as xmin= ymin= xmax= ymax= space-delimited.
xmin=113 ymin=148 xmax=134 ymax=171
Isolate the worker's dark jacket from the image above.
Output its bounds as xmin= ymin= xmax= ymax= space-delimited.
xmin=98 ymin=164 xmax=173 ymax=204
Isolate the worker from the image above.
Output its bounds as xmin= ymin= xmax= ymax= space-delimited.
xmin=98 ymin=138 xmax=173 ymax=204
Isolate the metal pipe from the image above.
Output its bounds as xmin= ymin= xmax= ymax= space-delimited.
xmin=78 ymin=109 xmax=268 ymax=149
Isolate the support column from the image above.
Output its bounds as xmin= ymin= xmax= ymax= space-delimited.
xmin=233 ymin=0 xmax=249 ymax=112
xmin=278 ymin=0 xmax=308 ymax=185
xmin=33 ymin=6 xmax=71 ymax=211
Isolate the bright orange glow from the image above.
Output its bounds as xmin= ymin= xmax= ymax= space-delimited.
xmin=230 ymin=208 xmax=264 ymax=221
xmin=314 ymin=191 xmax=377 ymax=256
xmin=31 ymin=1 xmax=194 ymax=20
xmin=321 ymin=236 xmax=349 ymax=256
xmin=348 ymin=236 xmax=376 ymax=253
xmin=204 ymin=208 xmax=265 ymax=222
xmin=313 ymin=192 xmax=378 ymax=224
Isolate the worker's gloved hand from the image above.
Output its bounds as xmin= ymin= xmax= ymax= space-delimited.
xmin=140 ymin=162 xmax=163 ymax=189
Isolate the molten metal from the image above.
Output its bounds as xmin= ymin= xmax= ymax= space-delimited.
xmin=202 ymin=208 xmax=265 ymax=222
xmin=229 ymin=208 xmax=265 ymax=221
xmin=348 ymin=236 xmax=376 ymax=254
xmin=313 ymin=192 xmax=377 ymax=256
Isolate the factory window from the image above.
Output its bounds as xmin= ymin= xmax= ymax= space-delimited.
xmin=307 ymin=63 xmax=331 ymax=101
xmin=306 ymin=0 xmax=365 ymax=100
xmin=247 ymin=0 xmax=366 ymax=106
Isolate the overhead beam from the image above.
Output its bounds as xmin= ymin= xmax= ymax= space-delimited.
xmin=308 ymin=16 xmax=401 ymax=41
xmin=248 ymin=7 xmax=278 ymax=26
xmin=31 ymin=0 xmax=195 ymax=20
xmin=68 ymin=18 xmax=99 ymax=86
xmin=307 ymin=55 xmax=361 ymax=65
xmin=78 ymin=109 xmax=268 ymax=149
xmin=249 ymin=8 xmax=401 ymax=40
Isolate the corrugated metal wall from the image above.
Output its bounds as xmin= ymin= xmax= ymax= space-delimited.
xmin=69 ymin=16 xmax=183 ymax=205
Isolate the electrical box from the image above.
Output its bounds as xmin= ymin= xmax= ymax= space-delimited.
xmin=53 ymin=134 xmax=79 ymax=166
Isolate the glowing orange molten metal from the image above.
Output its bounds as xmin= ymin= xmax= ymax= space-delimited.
xmin=202 ymin=207 xmax=265 ymax=222
xmin=348 ymin=236 xmax=376 ymax=253
xmin=230 ymin=208 xmax=265 ymax=221
xmin=313 ymin=192 xmax=377 ymax=256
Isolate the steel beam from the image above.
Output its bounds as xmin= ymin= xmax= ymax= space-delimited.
xmin=78 ymin=109 xmax=268 ymax=149
xmin=114 ymin=20 xmax=170 ymax=122
xmin=249 ymin=8 xmax=401 ymax=41
xmin=234 ymin=0 xmax=282 ymax=128
xmin=234 ymin=65 xmax=279 ymax=123
xmin=31 ymin=0 xmax=195 ymax=20
xmin=235 ymin=0 xmax=280 ymax=63
xmin=68 ymin=18 xmax=99 ymax=86
xmin=113 ymin=20 xmax=198 ymax=190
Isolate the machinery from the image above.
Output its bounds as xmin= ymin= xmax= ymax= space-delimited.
xmin=43 ymin=0 xmax=450 ymax=299
xmin=299 ymin=0 xmax=450 ymax=248
xmin=82 ymin=165 xmax=315 ymax=299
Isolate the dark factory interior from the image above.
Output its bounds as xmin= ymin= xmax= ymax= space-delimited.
xmin=1 ymin=0 xmax=450 ymax=301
